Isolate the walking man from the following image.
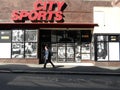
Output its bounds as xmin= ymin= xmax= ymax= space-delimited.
xmin=43 ymin=45 xmax=55 ymax=68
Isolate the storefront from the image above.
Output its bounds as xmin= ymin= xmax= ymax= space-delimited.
xmin=39 ymin=28 xmax=94 ymax=63
xmin=2 ymin=0 xmax=119 ymax=66
xmin=94 ymin=5 xmax=120 ymax=66
xmin=0 ymin=23 xmax=97 ymax=64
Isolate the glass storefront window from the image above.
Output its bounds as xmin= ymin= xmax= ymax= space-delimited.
xmin=25 ymin=30 xmax=38 ymax=58
xmin=12 ymin=43 xmax=24 ymax=58
xmin=12 ymin=30 xmax=24 ymax=42
xmin=0 ymin=31 xmax=11 ymax=42
xmin=49 ymin=30 xmax=92 ymax=62
xmin=109 ymin=42 xmax=119 ymax=61
xmin=51 ymin=44 xmax=57 ymax=62
xmin=97 ymin=35 xmax=108 ymax=41
xmin=97 ymin=42 xmax=108 ymax=61
xmin=81 ymin=43 xmax=90 ymax=53
xmin=0 ymin=31 xmax=11 ymax=58
xmin=81 ymin=54 xmax=90 ymax=59
xmin=75 ymin=45 xmax=81 ymax=62
xmin=95 ymin=34 xmax=120 ymax=61
xmin=67 ymin=47 xmax=74 ymax=58
xmin=25 ymin=30 xmax=37 ymax=42
xmin=0 ymin=29 xmax=38 ymax=59
xmin=51 ymin=31 xmax=57 ymax=42
xmin=58 ymin=46 xmax=65 ymax=58
xmin=91 ymin=42 xmax=95 ymax=60
xmin=25 ymin=43 xmax=37 ymax=58
xmin=67 ymin=43 xmax=74 ymax=58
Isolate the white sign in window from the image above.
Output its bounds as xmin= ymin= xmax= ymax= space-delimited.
xmin=109 ymin=42 xmax=120 ymax=61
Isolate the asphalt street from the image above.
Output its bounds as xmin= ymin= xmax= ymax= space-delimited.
xmin=0 ymin=73 xmax=120 ymax=90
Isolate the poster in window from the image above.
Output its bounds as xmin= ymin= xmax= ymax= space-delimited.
xmin=58 ymin=47 xmax=65 ymax=58
xmin=12 ymin=30 xmax=24 ymax=42
xmin=51 ymin=53 xmax=57 ymax=62
xmin=25 ymin=30 xmax=37 ymax=42
xmin=51 ymin=44 xmax=57 ymax=52
xmin=81 ymin=43 xmax=90 ymax=53
xmin=82 ymin=54 xmax=90 ymax=59
xmin=97 ymin=42 xmax=108 ymax=61
xmin=25 ymin=43 xmax=37 ymax=58
xmin=67 ymin=47 xmax=74 ymax=58
xmin=75 ymin=45 xmax=81 ymax=62
xmin=12 ymin=43 xmax=24 ymax=58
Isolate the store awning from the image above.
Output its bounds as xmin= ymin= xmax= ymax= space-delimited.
xmin=0 ymin=23 xmax=98 ymax=29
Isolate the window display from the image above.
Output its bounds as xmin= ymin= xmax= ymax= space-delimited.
xmin=51 ymin=44 xmax=57 ymax=62
xmin=81 ymin=43 xmax=90 ymax=53
xmin=12 ymin=30 xmax=38 ymax=58
xmin=12 ymin=43 xmax=24 ymax=58
xmin=82 ymin=54 xmax=90 ymax=59
xmin=95 ymin=34 xmax=120 ymax=61
xmin=97 ymin=35 xmax=108 ymax=41
xmin=12 ymin=30 xmax=24 ymax=42
xmin=25 ymin=43 xmax=37 ymax=58
xmin=67 ymin=43 xmax=74 ymax=58
xmin=58 ymin=47 xmax=65 ymax=58
xmin=97 ymin=42 xmax=108 ymax=61
xmin=75 ymin=45 xmax=81 ymax=62
xmin=25 ymin=30 xmax=37 ymax=42
xmin=67 ymin=47 xmax=74 ymax=58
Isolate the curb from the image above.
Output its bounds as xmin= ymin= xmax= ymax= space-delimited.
xmin=0 ymin=69 xmax=120 ymax=76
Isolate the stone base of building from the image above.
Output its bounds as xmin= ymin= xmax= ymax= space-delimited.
xmin=95 ymin=62 xmax=120 ymax=67
xmin=0 ymin=59 xmax=39 ymax=64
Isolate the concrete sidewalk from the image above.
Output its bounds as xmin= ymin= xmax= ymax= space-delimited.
xmin=0 ymin=63 xmax=120 ymax=75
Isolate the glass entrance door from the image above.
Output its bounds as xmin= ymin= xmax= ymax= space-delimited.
xmin=57 ymin=43 xmax=74 ymax=62
xmin=40 ymin=30 xmax=92 ymax=63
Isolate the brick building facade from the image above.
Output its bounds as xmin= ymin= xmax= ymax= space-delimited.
xmin=1 ymin=0 xmax=119 ymax=66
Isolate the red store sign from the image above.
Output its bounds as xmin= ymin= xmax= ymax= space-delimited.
xmin=11 ymin=0 xmax=66 ymax=22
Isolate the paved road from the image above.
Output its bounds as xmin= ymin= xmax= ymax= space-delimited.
xmin=0 ymin=73 xmax=120 ymax=90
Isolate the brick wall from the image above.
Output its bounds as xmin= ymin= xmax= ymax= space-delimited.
xmin=0 ymin=0 xmax=111 ymax=23
xmin=95 ymin=62 xmax=120 ymax=67
xmin=0 ymin=58 xmax=39 ymax=64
